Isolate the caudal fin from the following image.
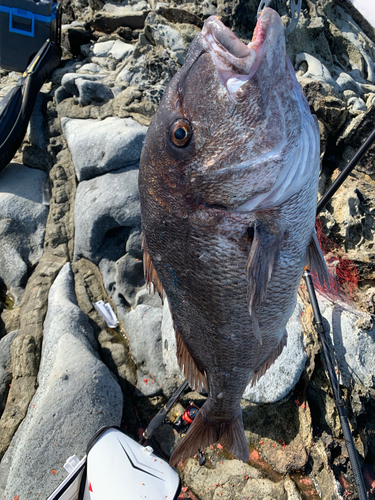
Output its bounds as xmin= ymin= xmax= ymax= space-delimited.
xmin=169 ymin=409 xmax=248 ymax=467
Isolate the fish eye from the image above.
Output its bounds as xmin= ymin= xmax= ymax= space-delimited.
xmin=169 ymin=119 xmax=192 ymax=147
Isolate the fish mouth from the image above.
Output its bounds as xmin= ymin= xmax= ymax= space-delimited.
xmin=202 ymin=8 xmax=283 ymax=96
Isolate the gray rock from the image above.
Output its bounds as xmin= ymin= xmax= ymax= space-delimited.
xmin=73 ymin=165 xmax=141 ymax=263
xmin=75 ymin=78 xmax=114 ymax=106
xmin=92 ymin=40 xmax=134 ymax=61
xmin=243 ymin=300 xmax=308 ymax=403
xmin=347 ymin=96 xmax=367 ymax=111
xmin=115 ymin=289 xmax=185 ymax=397
xmin=99 ymin=250 xmax=144 ymax=313
xmin=93 ymin=7 xmax=148 ymax=32
xmin=110 ymin=40 xmax=135 ymax=61
xmin=92 ymin=40 xmax=116 ymax=57
xmin=0 ymin=263 xmax=123 ymax=500
xmin=295 ymin=53 xmax=340 ymax=91
xmin=27 ymin=91 xmax=47 ymax=149
xmin=135 ymin=287 xmax=163 ymax=308
xmin=115 ymin=43 xmax=180 ymax=104
xmin=145 ymin=12 xmax=197 ymax=65
xmin=76 ymin=62 xmax=103 ymax=74
xmin=161 ymin=299 xmax=185 ymax=394
xmin=0 ymin=163 xmax=48 ymax=304
xmin=135 ymin=370 xmax=162 ymax=397
xmin=335 ymin=71 xmax=365 ymax=96
xmin=62 ymin=116 xmax=147 ymax=181
xmin=61 ymin=72 xmax=106 ymax=97
xmin=123 ymin=304 xmax=164 ymax=393
xmin=0 ymin=330 xmax=18 ymax=414
xmin=317 ymin=294 xmax=375 ymax=389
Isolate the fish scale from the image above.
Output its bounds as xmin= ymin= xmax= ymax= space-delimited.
xmin=139 ymin=7 xmax=327 ymax=466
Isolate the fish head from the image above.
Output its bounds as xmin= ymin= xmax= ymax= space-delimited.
xmin=139 ymin=8 xmax=314 ymax=214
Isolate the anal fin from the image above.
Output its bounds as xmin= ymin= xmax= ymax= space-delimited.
xmin=142 ymin=234 xmax=164 ymax=302
xmin=250 ymin=331 xmax=287 ymax=386
xmin=176 ymin=331 xmax=208 ymax=393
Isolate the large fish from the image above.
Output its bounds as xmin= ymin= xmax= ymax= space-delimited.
xmin=138 ymin=7 xmax=327 ymax=466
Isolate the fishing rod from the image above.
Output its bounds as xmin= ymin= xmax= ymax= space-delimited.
xmin=139 ymin=379 xmax=189 ymax=443
xmin=303 ymin=269 xmax=368 ymax=500
xmin=317 ymin=126 xmax=375 ymax=215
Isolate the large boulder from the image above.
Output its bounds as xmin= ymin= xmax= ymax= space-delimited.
xmin=0 ymin=330 xmax=18 ymax=416
xmin=62 ymin=116 xmax=147 ymax=181
xmin=73 ymin=165 xmax=141 ymax=263
xmin=0 ymin=263 xmax=123 ymax=499
xmin=0 ymin=163 xmax=48 ymax=304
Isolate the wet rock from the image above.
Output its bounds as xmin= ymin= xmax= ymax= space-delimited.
xmin=73 ymin=165 xmax=140 ymax=263
xmin=0 ymin=331 xmax=18 ymax=415
xmin=0 ymin=163 xmax=48 ymax=304
xmin=62 ymin=116 xmax=147 ymax=181
xmin=0 ymin=264 xmax=123 ymax=500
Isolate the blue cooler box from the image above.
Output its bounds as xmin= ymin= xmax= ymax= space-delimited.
xmin=0 ymin=0 xmax=61 ymax=72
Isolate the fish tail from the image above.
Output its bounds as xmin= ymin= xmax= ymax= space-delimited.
xmin=169 ymin=407 xmax=248 ymax=467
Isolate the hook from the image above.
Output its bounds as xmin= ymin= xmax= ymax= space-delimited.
xmin=285 ymin=0 xmax=302 ymax=35
xmin=256 ymin=0 xmax=302 ymax=35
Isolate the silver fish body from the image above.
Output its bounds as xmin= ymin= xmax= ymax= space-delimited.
xmin=138 ymin=7 xmax=326 ymax=465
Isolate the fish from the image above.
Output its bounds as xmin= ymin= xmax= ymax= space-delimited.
xmin=138 ymin=7 xmax=327 ymax=466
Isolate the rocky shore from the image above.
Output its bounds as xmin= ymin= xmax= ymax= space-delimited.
xmin=0 ymin=0 xmax=375 ymax=498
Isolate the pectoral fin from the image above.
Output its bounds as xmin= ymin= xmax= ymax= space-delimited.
xmin=142 ymin=234 xmax=164 ymax=302
xmin=305 ymin=229 xmax=329 ymax=287
xmin=246 ymin=221 xmax=284 ymax=344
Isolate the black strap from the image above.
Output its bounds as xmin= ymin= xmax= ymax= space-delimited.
xmin=77 ymin=464 xmax=87 ymax=500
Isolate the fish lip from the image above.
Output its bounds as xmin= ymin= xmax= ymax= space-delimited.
xmin=202 ymin=8 xmax=283 ymax=97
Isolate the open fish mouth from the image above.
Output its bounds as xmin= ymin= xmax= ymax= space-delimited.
xmin=202 ymin=7 xmax=282 ymax=96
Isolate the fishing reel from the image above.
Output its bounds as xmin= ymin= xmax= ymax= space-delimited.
xmin=165 ymin=402 xmax=206 ymax=466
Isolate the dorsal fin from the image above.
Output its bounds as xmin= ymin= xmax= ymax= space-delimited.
xmin=176 ymin=331 xmax=209 ymax=393
xmin=142 ymin=234 xmax=164 ymax=303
